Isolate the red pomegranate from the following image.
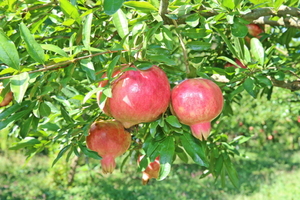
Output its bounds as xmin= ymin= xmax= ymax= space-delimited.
xmin=86 ymin=120 xmax=131 ymax=174
xmin=245 ymin=23 xmax=264 ymax=43
xmin=98 ymin=65 xmax=171 ymax=128
xmin=0 ymin=83 xmax=13 ymax=107
xmin=224 ymin=59 xmax=247 ymax=69
xmin=171 ymin=78 xmax=224 ymax=140
xmin=138 ymin=155 xmax=160 ymax=185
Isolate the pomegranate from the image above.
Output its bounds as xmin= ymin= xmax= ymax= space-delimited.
xmin=138 ymin=155 xmax=160 ymax=185
xmin=224 ymin=59 xmax=247 ymax=69
xmin=171 ymin=78 xmax=224 ymax=140
xmin=97 ymin=65 xmax=171 ymax=128
xmin=86 ymin=120 xmax=131 ymax=174
xmin=0 ymin=83 xmax=13 ymax=107
xmin=245 ymin=23 xmax=264 ymax=43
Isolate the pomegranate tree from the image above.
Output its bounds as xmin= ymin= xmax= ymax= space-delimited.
xmin=171 ymin=78 xmax=224 ymax=140
xmin=86 ymin=120 xmax=131 ymax=174
xmin=138 ymin=155 xmax=160 ymax=185
xmin=98 ymin=65 xmax=171 ymax=128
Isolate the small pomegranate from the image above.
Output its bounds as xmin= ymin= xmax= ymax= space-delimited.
xmin=98 ymin=65 xmax=171 ymax=128
xmin=245 ymin=23 xmax=264 ymax=43
xmin=224 ymin=59 xmax=247 ymax=69
xmin=138 ymin=155 xmax=160 ymax=185
xmin=86 ymin=120 xmax=131 ymax=174
xmin=171 ymin=78 xmax=224 ymax=140
xmin=0 ymin=83 xmax=13 ymax=107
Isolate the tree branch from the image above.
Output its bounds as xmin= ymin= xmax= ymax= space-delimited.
xmin=159 ymin=0 xmax=172 ymax=24
xmin=0 ymin=50 xmax=128 ymax=80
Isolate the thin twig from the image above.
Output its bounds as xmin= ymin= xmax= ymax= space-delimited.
xmin=0 ymin=50 xmax=128 ymax=80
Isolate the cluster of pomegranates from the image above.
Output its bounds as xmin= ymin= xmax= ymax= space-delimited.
xmin=86 ymin=65 xmax=224 ymax=184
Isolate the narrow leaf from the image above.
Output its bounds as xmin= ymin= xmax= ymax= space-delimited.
xmin=83 ymin=13 xmax=93 ymax=50
xmin=158 ymin=137 xmax=175 ymax=181
xmin=0 ymin=29 xmax=20 ymax=70
xmin=112 ymin=9 xmax=129 ymax=39
xmin=165 ymin=115 xmax=182 ymax=128
xmin=41 ymin=44 xmax=68 ymax=57
xmin=52 ymin=145 xmax=71 ymax=166
xmin=104 ymin=0 xmax=124 ymax=15
xmin=9 ymin=138 xmax=41 ymax=150
xmin=123 ymin=1 xmax=157 ymax=12
xmin=10 ymin=72 xmax=30 ymax=103
xmin=19 ymin=23 xmax=45 ymax=64
xmin=243 ymin=78 xmax=256 ymax=97
xmin=250 ymin=38 xmax=264 ymax=66
xmin=59 ymin=0 xmax=81 ymax=23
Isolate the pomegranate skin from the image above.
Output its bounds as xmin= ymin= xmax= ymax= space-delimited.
xmin=98 ymin=65 xmax=171 ymax=128
xmin=138 ymin=156 xmax=160 ymax=185
xmin=171 ymin=78 xmax=224 ymax=140
xmin=86 ymin=120 xmax=131 ymax=174
xmin=245 ymin=24 xmax=264 ymax=43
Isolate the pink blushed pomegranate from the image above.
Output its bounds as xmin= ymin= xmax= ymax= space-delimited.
xmin=97 ymin=65 xmax=171 ymax=128
xmin=171 ymin=78 xmax=224 ymax=140
xmin=138 ymin=155 xmax=160 ymax=185
xmin=86 ymin=120 xmax=131 ymax=174
xmin=245 ymin=23 xmax=264 ymax=43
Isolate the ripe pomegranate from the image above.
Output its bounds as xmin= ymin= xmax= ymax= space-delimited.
xmin=97 ymin=65 xmax=171 ymax=128
xmin=245 ymin=23 xmax=264 ymax=43
xmin=171 ymin=78 xmax=224 ymax=140
xmin=86 ymin=120 xmax=131 ymax=174
xmin=224 ymin=59 xmax=247 ymax=69
xmin=0 ymin=83 xmax=13 ymax=107
xmin=138 ymin=155 xmax=160 ymax=185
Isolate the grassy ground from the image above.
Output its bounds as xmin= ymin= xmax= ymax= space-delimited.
xmin=0 ymin=143 xmax=299 ymax=200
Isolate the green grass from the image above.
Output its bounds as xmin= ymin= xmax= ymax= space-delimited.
xmin=0 ymin=143 xmax=299 ymax=200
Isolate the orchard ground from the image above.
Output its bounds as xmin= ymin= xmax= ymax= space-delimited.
xmin=1 ymin=88 xmax=299 ymax=200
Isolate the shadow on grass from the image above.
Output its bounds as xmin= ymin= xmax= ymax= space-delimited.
xmin=0 ymin=143 xmax=299 ymax=200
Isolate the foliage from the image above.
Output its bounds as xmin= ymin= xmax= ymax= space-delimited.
xmin=1 ymin=0 xmax=300 ymax=187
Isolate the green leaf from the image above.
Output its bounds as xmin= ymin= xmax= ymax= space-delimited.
xmin=182 ymin=28 xmax=212 ymax=38
xmin=123 ymin=1 xmax=157 ymax=13
xmin=250 ymin=38 xmax=264 ymax=66
xmin=214 ymin=27 xmax=238 ymax=58
xmin=60 ymin=105 xmax=74 ymax=123
xmin=165 ymin=115 xmax=181 ymax=128
xmin=82 ymin=13 xmax=93 ymax=50
xmin=41 ymin=44 xmax=68 ymax=57
xmin=0 ymin=29 xmax=20 ymax=70
xmin=107 ymin=55 xmax=120 ymax=80
xmin=80 ymin=59 xmax=96 ymax=82
xmin=175 ymin=146 xmax=189 ymax=163
xmin=222 ymin=0 xmax=235 ymax=9
xmin=104 ymin=0 xmax=124 ymax=15
xmin=79 ymin=143 xmax=102 ymax=160
xmin=112 ymin=9 xmax=129 ymax=39
xmin=224 ymin=156 xmax=239 ymax=188
xmin=19 ymin=23 xmax=45 ymax=64
xmin=231 ymin=22 xmax=248 ymax=38
xmin=158 ymin=137 xmax=175 ymax=181
xmin=39 ymin=102 xmax=51 ymax=117
xmin=19 ymin=115 xmax=34 ymax=138
xmin=9 ymin=138 xmax=41 ymax=150
xmin=243 ymin=78 xmax=256 ymax=97
xmin=147 ymin=55 xmax=176 ymax=65
xmin=149 ymin=121 xmax=159 ymax=137
xmin=180 ymin=132 xmax=208 ymax=167
xmin=59 ymin=0 xmax=81 ymax=23
xmin=187 ymin=41 xmax=211 ymax=51
xmin=255 ymin=75 xmax=272 ymax=87
xmin=186 ymin=13 xmax=199 ymax=27
xmin=83 ymin=87 xmax=103 ymax=104
xmin=10 ymin=72 xmax=30 ymax=103
xmin=52 ymin=145 xmax=71 ymax=166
